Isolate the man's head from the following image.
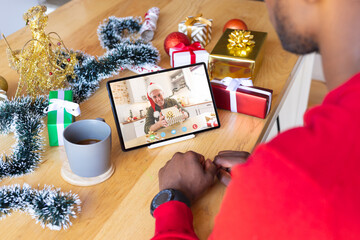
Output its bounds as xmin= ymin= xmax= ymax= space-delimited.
xmin=264 ymin=0 xmax=319 ymax=54
xmin=150 ymin=89 xmax=165 ymax=108
xmin=147 ymin=82 xmax=165 ymax=109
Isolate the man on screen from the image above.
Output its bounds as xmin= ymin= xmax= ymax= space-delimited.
xmin=144 ymin=82 xmax=189 ymax=134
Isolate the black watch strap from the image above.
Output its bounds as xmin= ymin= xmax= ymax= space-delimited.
xmin=150 ymin=189 xmax=191 ymax=216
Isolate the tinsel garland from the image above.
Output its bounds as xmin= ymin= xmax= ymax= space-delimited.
xmin=98 ymin=16 xmax=142 ymax=50
xmin=0 ymin=16 xmax=160 ymax=180
xmin=69 ymin=38 xmax=159 ymax=103
xmin=0 ymin=184 xmax=81 ymax=230
xmin=0 ymin=15 xmax=160 ymax=229
xmin=0 ymin=96 xmax=48 ymax=180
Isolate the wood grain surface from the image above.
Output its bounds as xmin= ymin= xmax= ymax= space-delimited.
xmin=0 ymin=0 xmax=298 ymax=239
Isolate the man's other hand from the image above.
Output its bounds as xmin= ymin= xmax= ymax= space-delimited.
xmin=159 ymin=151 xmax=217 ymax=203
xmin=157 ymin=113 xmax=168 ymax=128
xmin=214 ymin=151 xmax=250 ymax=186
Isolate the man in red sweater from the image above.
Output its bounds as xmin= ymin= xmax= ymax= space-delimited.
xmin=150 ymin=0 xmax=360 ymax=239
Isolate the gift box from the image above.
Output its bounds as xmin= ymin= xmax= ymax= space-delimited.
xmin=169 ymin=42 xmax=209 ymax=68
xmin=205 ymin=115 xmax=219 ymax=127
xmin=211 ymin=78 xmax=272 ymax=119
xmin=208 ymin=29 xmax=267 ymax=81
xmin=47 ymin=90 xmax=80 ymax=146
xmin=161 ymin=106 xmax=184 ymax=126
xmin=178 ymin=14 xmax=212 ymax=47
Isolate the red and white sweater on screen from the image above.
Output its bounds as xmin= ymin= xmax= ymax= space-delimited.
xmin=151 ymin=72 xmax=360 ymax=240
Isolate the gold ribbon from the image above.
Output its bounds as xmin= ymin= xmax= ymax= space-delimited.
xmin=184 ymin=14 xmax=212 ymax=45
xmin=227 ymin=30 xmax=255 ymax=57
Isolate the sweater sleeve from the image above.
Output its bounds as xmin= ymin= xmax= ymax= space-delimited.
xmin=144 ymin=106 xmax=155 ymax=134
xmin=151 ymin=201 xmax=199 ymax=240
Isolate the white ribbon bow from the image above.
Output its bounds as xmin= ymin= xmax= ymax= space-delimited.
xmin=212 ymin=77 xmax=253 ymax=112
xmin=44 ymin=99 xmax=81 ymax=117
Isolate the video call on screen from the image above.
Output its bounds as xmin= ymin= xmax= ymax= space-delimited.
xmin=109 ymin=64 xmax=219 ymax=149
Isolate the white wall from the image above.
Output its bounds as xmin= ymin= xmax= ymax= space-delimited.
xmin=312 ymin=53 xmax=325 ymax=82
xmin=0 ymin=0 xmax=40 ymax=36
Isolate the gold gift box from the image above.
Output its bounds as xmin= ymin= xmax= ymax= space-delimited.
xmin=208 ymin=29 xmax=267 ymax=80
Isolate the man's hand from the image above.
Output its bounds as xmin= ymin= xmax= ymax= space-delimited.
xmin=175 ymin=105 xmax=189 ymax=120
xmin=159 ymin=151 xmax=217 ymax=203
xmin=214 ymin=151 xmax=250 ymax=186
xmin=181 ymin=110 xmax=189 ymax=120
xmin=157 ymin=113 xmax=168 ymax=128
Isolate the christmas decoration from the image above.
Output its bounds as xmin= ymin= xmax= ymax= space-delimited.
xmin=3 ymin=7 xmax=160 ymax=101
xmin=69 ymin=40 xmax=159 ymax=103
xmin=0 ymin=75 xmax=8 ymax=92
xmin=97 ymin=16 xmax=142 ymax=50
xmin=161 ymin=106 xmax=184 ymax=126
xmin=164 ymin=32 xmax=190 ymax=55
xmin=205 ymin=114 xmax=219 ymax=127
xmin=139 ymin=7 xmax=160 ymax=42
xmin=178 ymin=14 xmax=212 ymax=47
xmin=46 ymin=90 xmax=80 ymax=146
xmin=211 ymin=77 xmax=272 ymax=119
xmin=0 ymin=8 xmax=164 ymax=230
xmin=208 ymin=29 xmax=267 ymax=80
xmin=96 ymin=14 xmax=161 ymax=78
xmin=223 ymin=19 xmax=248 ymax=32
xmin=127 ymin=64 xmax=163 ymax=74
xmin=3 ymin=5 xmax=77 ymax=97
xmin=227 ymin=30 xmax=255 ymax=57
xmin=0 ymin=75 xmax=8 ymax=101
xmin=0 ymin=9 xmax=161 ymax=181
xmin=0 ymin=96 xmax=48 ymax=180
xmin=0 ymin=184 xmax=81 ymax=230
xmin=0 ymin=90 xmax=7 ymax=101
xmin=169 ymin=42 xmax=209 ymax=68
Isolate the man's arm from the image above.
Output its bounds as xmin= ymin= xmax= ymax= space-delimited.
xmin=151 ymin=140 xmax=332 ymax=240
xmin=151 ymin=152 xmax=217 ymax=240
xmin=151 ymin=201 xmax=198 ymax=240
xmin=144 ymin=107 xmax=155 ymax=134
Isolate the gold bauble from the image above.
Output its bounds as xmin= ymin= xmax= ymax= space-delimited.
xmin=0 ymin=75 xmax=8 ymax=92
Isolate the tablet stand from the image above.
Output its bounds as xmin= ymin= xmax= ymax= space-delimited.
xmin=148 ymin=134 xmax=195 ymax=149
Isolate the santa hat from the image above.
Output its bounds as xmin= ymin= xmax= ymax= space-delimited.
xmin=147 ymin=82 xmax=164 ymax=113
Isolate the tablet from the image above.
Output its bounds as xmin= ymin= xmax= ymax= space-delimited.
xmin=107 ymin=63 xmax=220 ymax=151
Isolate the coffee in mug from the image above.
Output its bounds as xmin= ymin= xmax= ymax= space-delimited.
xmin=76 ymin=139 xmax=101 ymax=145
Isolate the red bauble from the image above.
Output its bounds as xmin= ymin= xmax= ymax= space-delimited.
xmin=164 ymin=32 xmax=191 ymax=55
xmin=223 ymin=19 xmax=248 ymax=32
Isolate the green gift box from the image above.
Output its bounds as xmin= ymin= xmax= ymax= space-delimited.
xmin=47 ymin=90 xmax=76 ymax=146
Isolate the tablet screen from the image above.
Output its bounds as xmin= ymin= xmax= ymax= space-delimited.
xmin=107 ymin=63 xmax=220 ymax=151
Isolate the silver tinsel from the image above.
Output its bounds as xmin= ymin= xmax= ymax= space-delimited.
xmin=0 ymin=184 xmax=81 ymax=230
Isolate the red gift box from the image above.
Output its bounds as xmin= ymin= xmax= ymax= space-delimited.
xmin=211 ymin=78 xmax=272 ymax=119
xmin=169 ymin=42 xmax=209 ymax=68
xmin=207 ymin=118 xmax=219 ymax=127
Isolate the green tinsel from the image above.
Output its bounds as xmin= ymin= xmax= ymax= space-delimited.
xmin=0 ymin=14 xmax=159 ymax=230
xmin=98 ymin=16 xmax=142 ymax=50
xmin=0 ymin=96 xmax=48 ymax=179
xmin=0 ymin=16 xmax=160 ymax=180
xmin=0 ymin=184 xmax=81 ymax=230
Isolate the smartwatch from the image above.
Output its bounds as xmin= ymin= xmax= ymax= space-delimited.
xmin=150 ymin=189 xmax=191 ymax=216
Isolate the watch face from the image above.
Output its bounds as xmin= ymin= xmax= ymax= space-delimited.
xmin=153 ymin=189 xmax=173 ymax=208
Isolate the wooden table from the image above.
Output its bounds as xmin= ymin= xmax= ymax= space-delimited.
xmin=0 ymin=0 xmax=300 ymax=239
